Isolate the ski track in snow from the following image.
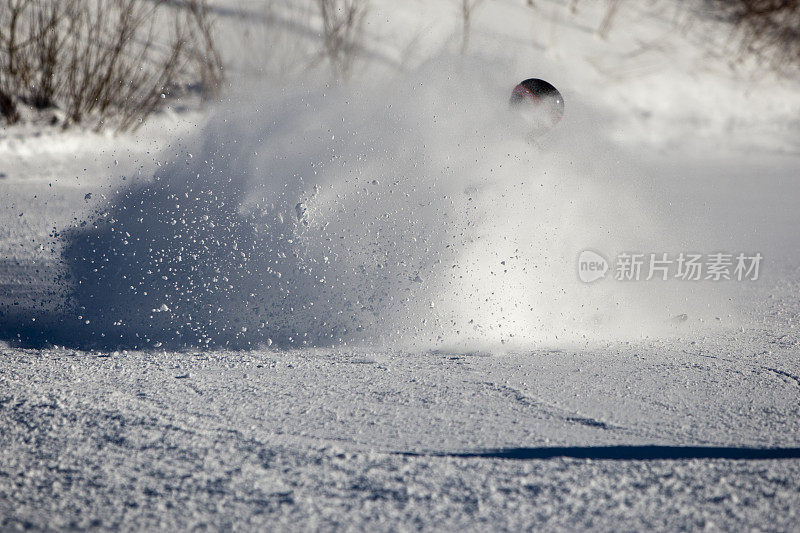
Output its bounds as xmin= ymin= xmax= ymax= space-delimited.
xmin=1 ymin=346 xmax=799 ymax=529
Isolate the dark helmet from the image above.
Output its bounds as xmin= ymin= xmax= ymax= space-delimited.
xmin=510 ymin=78 xmax=564 ymax=126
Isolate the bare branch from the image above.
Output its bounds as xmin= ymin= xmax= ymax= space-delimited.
xmin=0 ymin=0 xmax=224 ymax=131
xmin=316 ymin=0 xmax=369 ymax=80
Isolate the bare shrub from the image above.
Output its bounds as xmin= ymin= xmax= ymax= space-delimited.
xmin=316 ymin=0 xmax=369 ymax=79
xmin=706 ymin=0 xmax=800 ymax=71
xmin=561 ymin=0 xmax=622 ymax=32
xmin=184 ymin=0 xmax=225 ymax=98
xmin=0 ymin=87 xmax=17 ymax=122
xmin=0 ymin=0 xmax=31 ymax=121
xmin=459 ymin=0 xmax=484 ymax=54
xmin=28 ymin=0 xmax=65 ymax=109
xmin=0 ymin=0 xmax=223 ymax=130
xmin=597 ymin=0 xmax=622 ymax=40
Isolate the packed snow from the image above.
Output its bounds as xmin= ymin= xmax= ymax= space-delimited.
xmin=1 ymin=0 xmax=799 ymax=529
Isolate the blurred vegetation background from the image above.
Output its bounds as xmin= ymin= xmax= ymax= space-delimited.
xmin=0 ymin=0 xmax=797 ymax=131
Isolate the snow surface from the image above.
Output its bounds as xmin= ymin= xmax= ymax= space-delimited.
xmin=1 ymin=0 xmax=799 ymax=529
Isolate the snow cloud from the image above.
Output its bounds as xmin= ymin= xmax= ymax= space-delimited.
xmin=61 ymin=57 xmax=733 ymax=350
